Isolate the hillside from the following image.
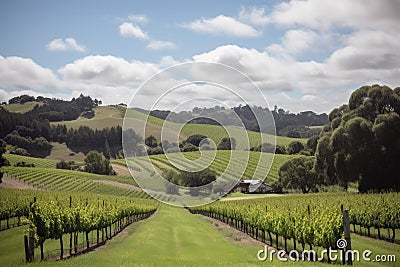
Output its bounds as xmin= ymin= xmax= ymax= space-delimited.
xmin=1 ymin=101 xmax=43 ymax=113
xmin=113 ymin=151 xmax=304 ymax=184
xmin=57 ymin=105 xmax=307 ymax=149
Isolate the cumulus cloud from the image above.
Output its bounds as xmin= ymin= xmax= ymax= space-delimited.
xmin=128 ymin=14 xmax=148 ymax=24
xmin=267 ymin=29 xmax=319 ymax=57
xmin=182 ymin=15 xmax=261 ymax=37
xmin=46 ymin=38 xmax=86 ymax=52
xmin=58 ymin=55 xmax=159 ymax=87
xmin=0 ymin=55 xmax=62 ymax=90
xmin=119 ymin=22 xmax=149 ymax=40
xmin=238 ymin=7 xmax=269 ymax=26
xmin=267 ymin=0 xmax=400 ymax=31
xmin=146 ymin=41 xmax=176 ymax=50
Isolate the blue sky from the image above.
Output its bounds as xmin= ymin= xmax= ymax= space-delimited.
xmin=0 ymin=0 xmax=399 ymax=113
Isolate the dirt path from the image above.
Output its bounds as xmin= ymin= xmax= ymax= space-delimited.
xmin=111 ymin=163 xmax=131 ymax=176
xmin=93 ymin=180 xmax=141 ymax=191
xmin=0 ymin=175 xmax=40 ymax=190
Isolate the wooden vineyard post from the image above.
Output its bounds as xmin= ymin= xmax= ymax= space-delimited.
xmin=342 ymin=210 xmax=352 ymax=265
xmin=24 ymin=235 xmax=30 ymax=262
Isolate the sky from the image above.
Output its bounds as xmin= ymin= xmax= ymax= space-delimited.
xmin=0 ymin=0 xmax=399 ymax=113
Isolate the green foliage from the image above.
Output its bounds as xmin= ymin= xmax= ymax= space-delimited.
xmin=180 ymin=168 xmax=216 ymax=196
xmin=181 ymin=143 xmax=198 ymax=152
xmin=0 ymin=139 xmax=9 ymax=183
xmin=56 ymin=160 xmax=77 ymax=170
xmin=316 ymin=85 xmax=400 ymax=192
xmin=184 ymin=134 xmax=208 ymax=147
xmin=287 ymin=141 xmax=305 ymax=154
xmin=217 ymin=137 xmax=236 ymax=150
xmin=306 ymin=135 xmax=319 ymax=154
xmin=84 ymin=150 xmax=114 ymax=175
xmin=277 ymin=156 xmax=320 ymax=193
xmin=145 ymin=135 xmax=158 ymax=148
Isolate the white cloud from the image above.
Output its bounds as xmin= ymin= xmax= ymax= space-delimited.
xmin=267 ymin=29 xmax=319 ymax=57
xmin=119 ymin=22 xmax=149 ymax=40
xmin=183 ymin=15 xmax=261 ymax=37
xmin=267 ymin=0 xmax=400 ymax=31
xmin=0 ymin=55 xmax=61 ymax=90
xmin=58 ymin=55 xmax=158 ymax=87
xmin=146 ymin=41 xmax=176 ymax=50
xmin=46 ymin=38 xmax=86 ymax=52
xmin=238 ymin=7 xmax=269 ymax=26
xmin=128 ymin=14 xmax=148 ymax=24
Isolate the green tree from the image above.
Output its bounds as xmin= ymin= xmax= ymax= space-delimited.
xmin=145 ymin=135 xmax=158 ymax=148
xmin=184 ymin=134 xmax=208 ymax=147
xmin=217 ymin=137 xmax=236 ymax=150
xmin=84 ymin=150 xmax=114 ymax=175
xmin=180 ymin=168 xmax=217 ymax=196
xmin=315 ymin=85 xmax=400 ymax=192
xmin=0 ymin=139 xmax=10 ymax=183
xmin=163 ymin=169 xmax=180 ymax=195
xmin=278 ymin=156 xmax=320 ymax=194
xmin=306 ymin=135 xmax=319 ymax=155
xmin=287 ymin=141 xmax=305 ymax=154
xmin=181 ymin=143 xmax=198 ymax=152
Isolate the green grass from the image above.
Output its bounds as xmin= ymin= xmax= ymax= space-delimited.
xmin=46 ymin=142 xmax=86 ymax=162
xmin=3 ymin=154 xmax=59 ymax=168
xmin=51 ymin=105 xmax=124 ymax=129
xmin=2 ymin=101 xmax=43 ymax=113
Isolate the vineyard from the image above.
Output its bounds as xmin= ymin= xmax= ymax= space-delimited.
xmin=123 ymin=151 xmax=304 ymax=183
xmin=3 ymin=154 xmax=59 ymax=169
xmin=0 ymin=167 xmax=147 ymax=199
xmin=0 ymin=188 xmax=158 ymax=261
xmin=189 ymin=192 xmax=400 ymax=261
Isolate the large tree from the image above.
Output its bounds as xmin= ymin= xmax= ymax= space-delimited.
xmin=180 ymin=168 xmax=217 ymax=196
xmin=315 ymin=85 xmax=400 ymax=192
xmin=84 ymin=150 xmax=114 ymax=175
xmin=277 ymin=156 xmax=320 ymax=194
xmin=0 ymin=139 xmax=10 ymax=183
xmin=217 ymin=137 xmax=236 ymax=150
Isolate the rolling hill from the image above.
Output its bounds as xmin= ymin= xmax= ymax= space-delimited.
xmin=52 ymin=105 xmax=307 ymax=149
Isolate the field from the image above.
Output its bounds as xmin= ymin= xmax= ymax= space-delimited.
xmin=45 ymin=142 xmax=86 ymax=162
xmin=51 ymin=105 xmax=125 ymax=129
xmin=1 ymin=101 xmax=43 ymax=113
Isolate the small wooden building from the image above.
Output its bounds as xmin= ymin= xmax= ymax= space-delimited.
xmin=233 ymin=180 xmax=273 ymax=194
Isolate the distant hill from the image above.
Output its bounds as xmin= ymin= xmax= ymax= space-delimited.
xmin=135 ymin=105 xmax=328 ymax=138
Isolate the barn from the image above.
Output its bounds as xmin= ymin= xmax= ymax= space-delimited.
xmin=233 ymin=180 xmax=273 ymax=194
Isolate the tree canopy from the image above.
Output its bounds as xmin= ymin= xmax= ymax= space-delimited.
xmin=277 ymin=156 xmax=320 ymax=194
xmin=315 ymin=85 xmax=400 ymax=192
xmin=84 ymin=150 xmax=114 ymax=175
